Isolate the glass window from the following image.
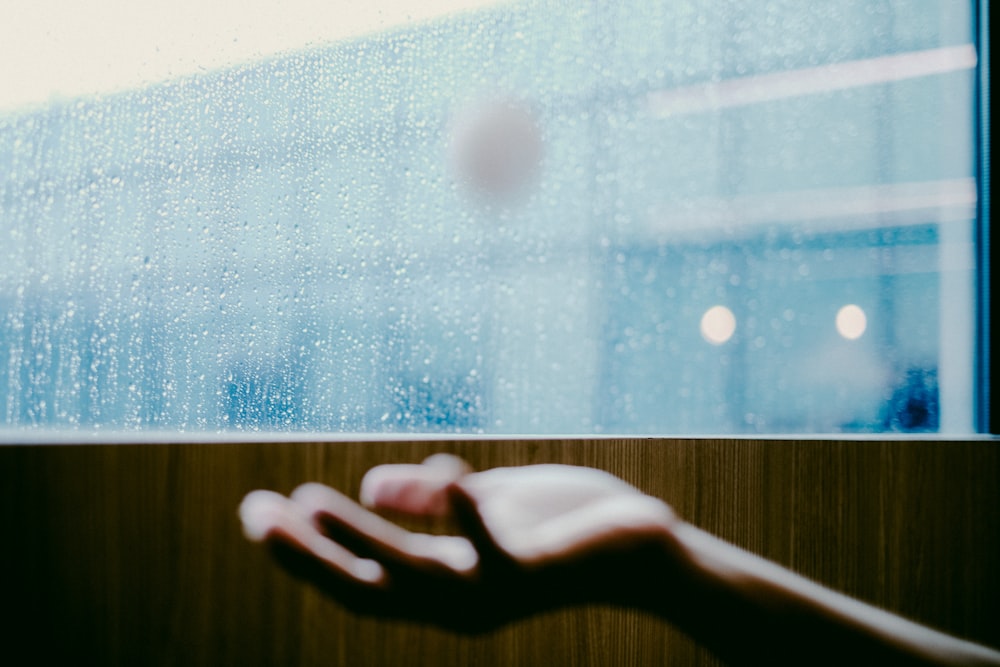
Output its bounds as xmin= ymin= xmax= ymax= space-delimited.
xmin=0 ymin=1 xmax=985 ymax=435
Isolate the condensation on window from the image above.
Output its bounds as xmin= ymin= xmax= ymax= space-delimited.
xmin=0 ymin=1 xmax=980 ymax=435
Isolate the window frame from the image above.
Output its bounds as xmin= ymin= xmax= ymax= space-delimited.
xmin=975 ymin=0 xmax=993 ymax=433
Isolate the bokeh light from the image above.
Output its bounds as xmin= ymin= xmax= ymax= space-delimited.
xmin=836 ymin=304 xmax=867 ymax=340
xmin=700 ymin=305 xmax=737 ymax=345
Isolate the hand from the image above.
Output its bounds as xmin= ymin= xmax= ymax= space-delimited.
xmin=239 ymin=454 xmax=678 ymax=632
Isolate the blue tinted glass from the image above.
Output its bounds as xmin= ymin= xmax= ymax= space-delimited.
xmin=0 ymin=1 xmax=980 ymax=434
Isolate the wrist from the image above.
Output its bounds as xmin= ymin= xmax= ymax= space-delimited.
xmin=609 ymin=503 xmax=705 ymax=618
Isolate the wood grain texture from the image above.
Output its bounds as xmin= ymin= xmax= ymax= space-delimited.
xmin=1 ymin=438 xmax=998 ymax=666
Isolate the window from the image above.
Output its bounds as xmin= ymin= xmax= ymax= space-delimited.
xmin=0 ymin=1 xmax=987 ymax=435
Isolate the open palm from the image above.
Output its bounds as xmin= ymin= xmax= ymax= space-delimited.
xmin=240 ymin=454 xmax=677 ymax=632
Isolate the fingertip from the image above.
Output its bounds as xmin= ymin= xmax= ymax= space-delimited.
xmin=351 ymin=558 xmax=386 ymax=584
xmin=238 ymin=490 xmax=288 ymax=543
xmin=440 ymin=536 xmax=480 ymax=575
xmin=421 ymin=453 xmax=473 ymax=476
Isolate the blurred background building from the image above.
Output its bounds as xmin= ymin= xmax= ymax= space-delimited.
xmin=0 ymin=1 xmax=980 ymax=434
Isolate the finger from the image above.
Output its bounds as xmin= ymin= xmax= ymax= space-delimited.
xmin=239 ymin=489 xmax=385 ymax=585
xmin=444 ymin=481 xmax=522 ymax=578
xmin=359 ymin=454 xmax=472 ymax=517
xmin=291 ymin=482 xmax=479 ymax=577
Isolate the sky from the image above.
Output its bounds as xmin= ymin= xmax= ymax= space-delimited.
xmin=1 ymin=0 xmax=504 ymax=113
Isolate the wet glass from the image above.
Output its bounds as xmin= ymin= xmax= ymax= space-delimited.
xmin=0 ymin=1 xmax=981 ymax=434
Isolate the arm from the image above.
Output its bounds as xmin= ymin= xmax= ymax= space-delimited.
xmin=239 ymin=454 xmax=1000 ymax=665
xmin=651 ymin=522 xmax=1000 ymax=666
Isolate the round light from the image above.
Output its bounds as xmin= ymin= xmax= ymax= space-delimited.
xmin=836 ymin=304 xmax=867 ymax=340
xmin=700 ymin=305 xmax=736 ymax=345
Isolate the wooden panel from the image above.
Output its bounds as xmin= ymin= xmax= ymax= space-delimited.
xmin=1 ymin=438 xmax=998 ymax=666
